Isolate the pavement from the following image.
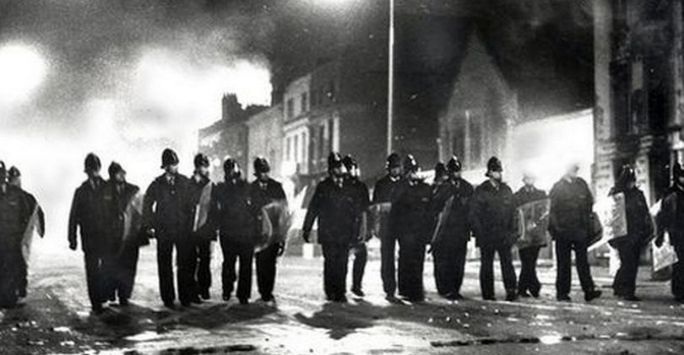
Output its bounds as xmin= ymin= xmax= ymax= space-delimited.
xmin=3 ymin=243 xmax=684 ymax=355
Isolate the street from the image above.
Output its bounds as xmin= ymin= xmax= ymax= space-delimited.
xmin=2 ymin=244 xmax=684 ymax=355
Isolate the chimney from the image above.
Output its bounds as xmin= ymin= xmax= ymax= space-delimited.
xmin=222 ymin=94 xmax=242 ymax=121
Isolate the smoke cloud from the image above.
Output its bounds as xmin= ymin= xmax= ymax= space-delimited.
xmin=0 ymin=0 xmax=274 ymax=252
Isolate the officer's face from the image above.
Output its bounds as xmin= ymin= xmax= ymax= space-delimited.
xmin=332 ymin=166 xmax=346 ymax=178
xmin=566 ymin=164 xmax=579 ymax=178
xmin=257 ymin=171 xmax=269 ymax=182
xmin=523 ymin=176 xmax=535 ymax=187
xmin=490 ymin=171 xmax=502 ymax=181
xmin=9 ymin=176 xmax=21 ymax=187
xmin=197 ymin=166 xmax=209 ymax=176
xmin=348 ymin=166 xmax=359 ymax=178
xmin=389 ymin=166 xmax=402 ymax=177
xmin=87 ymin=170 xmax=100 ymax=179
xmin=449 ymin=170 xmax=461 ymax=180
xmin=114 ymin=171 xmax=126 ymax=183
xmin=165 ymin=164 xmax=179 ymax=174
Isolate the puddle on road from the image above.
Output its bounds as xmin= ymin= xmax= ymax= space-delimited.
xmin=125 ymin=330 xmax=162 ymax=342
xmin=431 ymin=328 xmax=684 ymax=348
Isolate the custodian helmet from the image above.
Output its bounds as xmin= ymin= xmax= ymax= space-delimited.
xmin=161 ymin=148 xmax=179 ymax=169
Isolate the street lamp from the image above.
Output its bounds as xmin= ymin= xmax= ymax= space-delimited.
xmin=387 ymin=0 xmax=395 ymax=156
xmin=305 ymin=0 xmax=395 ymax=156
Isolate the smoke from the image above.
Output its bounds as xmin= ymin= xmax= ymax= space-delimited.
xmin=0 ymin=0 xmax=274 ymax=254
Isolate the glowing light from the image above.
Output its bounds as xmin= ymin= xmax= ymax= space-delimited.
xmin=0 ymin=44 xmax=48 ymax=104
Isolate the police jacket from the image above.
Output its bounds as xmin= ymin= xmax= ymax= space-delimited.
xmin=303 ymin=177 xmax=356 ymax=245
xmin=250 ymin=178 xmax=286 ymax=211
xmin=430 ymin=177 xmax=474 ymax=244
xmin=142 ymin=173 xmax=193 ymax=239
xmin=548 ymin=177 xmax=593 ymax=241
xmin=372 ymin=174 xmax=402 ymax=204
xmin=0 ymin=184 xmax=31 ymax=247
xmin=657 ymin=186 xmax=684 ymax=247
xmin=102 ymin=181 xmax=141 ymax=252
xmin=389 ymin=179 xmax=432 ymax=244
xmin=469 ymin=180 xmax=516 ymax=248
xmin=210 ymin=178 xmax=259 ymax=244
xmin=68 ymin=177 xmax=108 ymax=253
xmin=346 ymin=177 xmax=371 ymax=240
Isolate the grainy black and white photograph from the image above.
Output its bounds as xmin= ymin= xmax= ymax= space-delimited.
xmin=0 ymin=0 xmax=683 ymax=354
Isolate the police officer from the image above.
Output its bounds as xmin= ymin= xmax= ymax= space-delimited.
xmin=342 ymin=155 xmax=371 ymax=298
xmin=302 ymin=153 xmax=356 ymax=302
xmin=68 ymin=153 xmax=108 ymax=313
xmin=7 ymin=166 xmax=45 ymax=300
xmin=430 ymin=156 xmax=474 ymax=300
xmin=373 ymin=153 xmax=403 ymax=300
xmin=189 ymin=153 xmax=214 ymax=301
xmin=250 ymin=157 xmax=287 ymax=303
xmin=389 ymin=155 xmax=431 ymax=302
xmin=548 ymin=162 xmax=602 ymax=302
xmin=513 ymin=172 xmax=547 ymax=298
xmin=102 ymin=162 xmax=143 ymax=306
xmin=609 ymin=165 xmax=652 ymax=301
xmin=209 ymin=158 xmax=258 ymax=305
xmin=469 ymin=157 xmax=518 ymax=302
xmin=656 ymin=163 xmax=684 ymax=302
xmin=0 ymin=161 xmax=31 ymax=308
xmin=143 ymin=148 xmax=195 ymax=309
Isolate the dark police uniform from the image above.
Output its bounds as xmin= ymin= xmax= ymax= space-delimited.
xmin=68 ymin=177 xmax=108 ymax=309
xmin=609 ymin=185 xmax=652 ymax=298
xmin=469 ymin=180 xmax=518 ymax=300
xmin=346 ymin=177 xmax=370 ymax=295
xmin=210 ymin=177 xmax=258 ymax=302
xmin=657 ymin=184 xmax=684 ymax=301
xmin=303 ymin=176 xmax=356 ymax=301
xmin=0 ymin=184 xmax=31 ymax=307
xmin=189 ymin=173 xmax=214 ymax=300
xmin=389 ymin=179 xmax=432 ymax=301
xmin=513 ymin=185 xmax=547 ymax=297
xmin=372 ymin=174 xmax=402 ymax=296
xmin=430 ymin=177 xmax=474 ymax=298
xmin=548 ymin=176 xmax=598 ymax=299
xmin=250 ymin=177 xmax=287 ymax=301
xmin=143 ymin=173 xmax=195 ymax=306
xmin=102 ymin=180 xmax=142 ymax=304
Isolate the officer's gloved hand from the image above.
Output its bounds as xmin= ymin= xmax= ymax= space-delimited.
xmin=68 ymin=241 xmax=77 ymax=251
xmin=655 ymin=234 xmax=664 ymax=248
xmin=276 ymin=242 xmax=286 ymax=256
xmin=301 ymin=230 xmax=311 ymax=243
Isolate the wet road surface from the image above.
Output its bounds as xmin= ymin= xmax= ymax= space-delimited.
xmin=3 ymin=243 xmax=684 ymax=354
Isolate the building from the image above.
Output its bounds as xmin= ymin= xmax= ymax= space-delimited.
xmin=198 ymin=94 xmax=266 ymax=182
xmin=246 ymin=104 xmax=284 ymax=178
xmin=438 ymin=31 xmax=518 ymax=172
xmin=282 ymin=74 xmax=312 ymax=177
xmin=593 ymin=0 xmax=683 ymax=204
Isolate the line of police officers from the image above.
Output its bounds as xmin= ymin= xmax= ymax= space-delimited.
xmin=4 ymin=149 xmax=684 ymax=311
xmin=67 ymin=149 xmax=287 ymax=313
xmin=301 ymin=151 xmax=684 ymax=304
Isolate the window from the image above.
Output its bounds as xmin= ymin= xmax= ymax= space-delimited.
xmin=301 ymin=92 xmax=308 ymax=113
xmin=294 ymin=134 xmax=299 ymax=163
xmin=286 ymin=99 xmax=294 ymax=120
xmin=286 ymin=137 xmax=291 ymax=161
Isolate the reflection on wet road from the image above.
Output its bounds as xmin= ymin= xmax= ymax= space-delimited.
xmin=3 ymin=246 xmax=684 ymax=354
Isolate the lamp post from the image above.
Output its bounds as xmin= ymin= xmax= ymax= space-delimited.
xmin=387 ymin=0 xmax=395 ymax=157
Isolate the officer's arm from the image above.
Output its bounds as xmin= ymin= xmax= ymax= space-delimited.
xmin=302 ymin=184 xmax=322 ymax=236
xmin=141 ymin=182 xmax=157 ymax=234
xmin=467 ymin=190 xmax=483 ymax=238
xmin=67 ymin=189 xmax=80 ymax=249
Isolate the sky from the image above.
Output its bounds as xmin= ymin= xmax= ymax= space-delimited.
xmin=0 ymin=0 xmax=274 ymax=250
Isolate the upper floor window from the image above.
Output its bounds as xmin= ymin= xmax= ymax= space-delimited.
xmin=301 ymin=92 xmax=308 ymax=113
xmin=286 ymin=98 xmax=294 ymax=120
